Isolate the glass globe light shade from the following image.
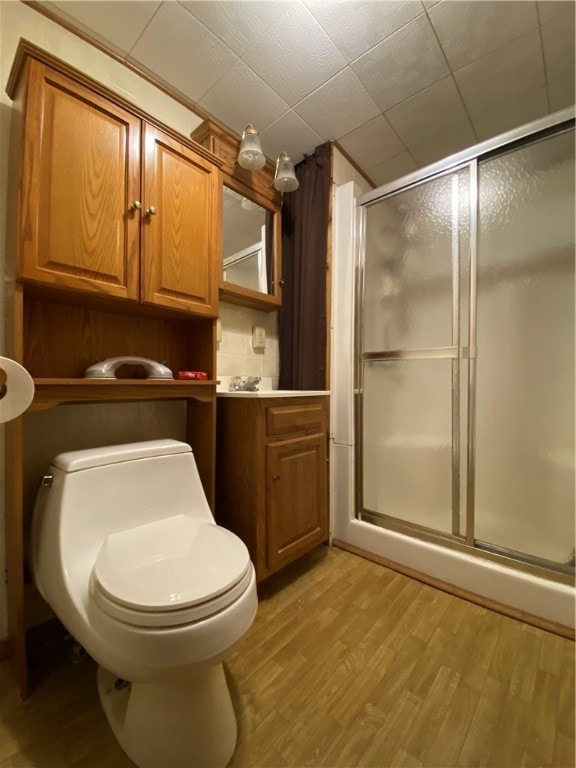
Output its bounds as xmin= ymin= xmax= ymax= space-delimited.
xmin=273 ymin=152 xmax=299 ymax=192
xmin=237 ymin=125 xmax=266 ymax=170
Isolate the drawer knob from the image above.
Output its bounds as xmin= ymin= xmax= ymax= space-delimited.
xmin=145 ymin=205 xmax=158 ymax=217
xmin=272 ymin=474 xmax=280 ymax=482
xmin=129 ymin=200 xmax=142 ymax=212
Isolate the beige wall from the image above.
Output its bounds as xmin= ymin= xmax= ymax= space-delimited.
xmin=217 ymin=303 xmax=279 ymax=389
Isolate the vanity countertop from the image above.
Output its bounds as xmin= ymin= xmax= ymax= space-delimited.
xmin=217 ymin=390 xmax=330 ymax=398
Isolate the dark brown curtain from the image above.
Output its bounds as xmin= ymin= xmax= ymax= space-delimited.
xmin=279 ymin=142 xmax=331 ymax=390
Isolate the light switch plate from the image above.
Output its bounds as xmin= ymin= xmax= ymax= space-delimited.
xmin=252 ymin=325 xmax=266 ymax=350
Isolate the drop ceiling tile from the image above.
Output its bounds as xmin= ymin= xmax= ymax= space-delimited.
xmin=367 ymin=151 xmax=419 ymax=187
xmin=32 ymin=0 xmax=572 ymax=185
xmin=541 ymin=14 xmax=576 ymax=111
xmin=293 ymin=68 xmax=380 ymax=141
xmin=472 ymin=87 xmax=549 ymax=141
xmin=427 ymin=1 xmax=539 ymax=71
xmin=409 ymin=122 xmax=477 ymax=166
xmin=385 ymin=76 xmax=473 ymax=148
xmin=260 ymin=110 xmax=324 ymax=164
xmin=338 ymin=115 xmax=406 ymax=168
xmin=199 ymin=63 xmax=290 ymax=136
xmin=45 ymin=1 xmax=161 ymax=55
xmin=240 ymin=4 xmax=347 ymax=107
xmin=128 ymin=2 xmax=238 ymax=102
xmin=351 ymin=14 xmax=450 ymax=112
xmin=537 ymin=1 xmax=575 ymax=24
xmin=179 ymin=1 xmax=295 ymax=56
xmin=454 ymin=30 xmax=546 ymax=117
xmin=304 ymin=1 xmax=424 ymax=63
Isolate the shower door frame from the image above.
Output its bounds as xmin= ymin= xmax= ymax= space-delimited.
xmin=354 ymin=108 xmax=575 ymax=583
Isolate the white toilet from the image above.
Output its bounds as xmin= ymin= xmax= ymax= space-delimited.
xmin=31 ymin=439 xmax=258 ymax=768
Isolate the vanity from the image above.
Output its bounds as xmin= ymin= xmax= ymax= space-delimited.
xmin=194 ymin=123 xmax=330 ymax=580
xmin=216 ymin=391 xmax=330 ymax=581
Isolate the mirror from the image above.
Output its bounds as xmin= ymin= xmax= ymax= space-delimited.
xmin=222 ymin=186 xmax=275 ymax=296
xmin=224 ymin=235 xmax=267 ymax=293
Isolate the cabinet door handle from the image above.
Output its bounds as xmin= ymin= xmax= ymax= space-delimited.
xmin=145 ymin=206 xmax=158 ymax=217
xmin=272 ymin=474 xmax=280 ymax=482
xmin=129 ymin=200 xmax=142 ymax=212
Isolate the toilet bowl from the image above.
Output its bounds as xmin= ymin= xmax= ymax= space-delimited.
xmin=31 ymin=439 xmax=258 ymax=768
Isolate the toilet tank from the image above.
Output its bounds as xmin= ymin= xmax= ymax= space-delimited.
xmin=32 ymin=440 xmax=214 ymax=590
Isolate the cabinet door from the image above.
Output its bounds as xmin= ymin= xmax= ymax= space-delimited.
xmin=141 ymin=125 xmax=219 ymax=316
xmin=266 ymin=433 xmax=328 ymax=572
xmin=20 ymin=60 xmax=141 ymax=299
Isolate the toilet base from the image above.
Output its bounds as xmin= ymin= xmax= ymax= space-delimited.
xmin=97 ymin=663 xmax=238 ymax=768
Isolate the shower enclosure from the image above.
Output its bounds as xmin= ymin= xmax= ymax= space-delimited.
xmin=357 ymin=113 xmax=574 ymax=579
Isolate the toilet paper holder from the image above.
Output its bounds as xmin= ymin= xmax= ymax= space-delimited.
xmin=84 ymin=357 xmax=174 ymax=380
xmin=0 ymin=356 xmax=35 ymax=422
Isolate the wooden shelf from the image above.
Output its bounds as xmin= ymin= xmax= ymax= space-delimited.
xmin=30 ymin=378 xmax=218 ymax=411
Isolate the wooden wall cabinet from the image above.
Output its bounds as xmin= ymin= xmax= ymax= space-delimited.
xmin=216 ymin=396 xmax=329 ymax=581
xmin=11 ymin=55 xmax=221 ymax=318
xmin=141 ymin=125 xmax=219 ymax=316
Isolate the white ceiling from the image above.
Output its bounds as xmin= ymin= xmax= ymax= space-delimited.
xmin=40 ymin=0 xmax=575 ymax=186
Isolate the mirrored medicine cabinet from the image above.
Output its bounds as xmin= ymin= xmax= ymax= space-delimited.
xmin=189 ymin=119 xmax=283 ymax=312
xmin=220 ymin=182 xmax=282 ymax=312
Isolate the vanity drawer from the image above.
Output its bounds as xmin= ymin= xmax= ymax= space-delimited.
xmin=266 ymin=402 xmax=326 ymax=437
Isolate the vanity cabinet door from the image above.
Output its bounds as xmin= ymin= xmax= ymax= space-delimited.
xmin=215 ymin=396 xmax=329 ymax=581
xmin=266 ymin=432 xmax=328 ymax=571
xmin=140 ymin=125 xmax=219 ymax=317
xmin=19 ymin=59 xmax=141 ymax=299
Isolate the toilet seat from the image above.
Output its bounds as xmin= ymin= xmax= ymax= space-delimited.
xmin=91 ymin=515 xmax=251 ymax=627
xmin=91 ymin=567 xmax=253 ymax=627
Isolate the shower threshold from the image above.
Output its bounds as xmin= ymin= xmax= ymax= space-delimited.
xmin=360 ymin=509 xmax=575 ymax=584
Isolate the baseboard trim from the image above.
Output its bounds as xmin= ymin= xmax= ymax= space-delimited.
xmin=333 ymin=539 xmax=575 ymax=640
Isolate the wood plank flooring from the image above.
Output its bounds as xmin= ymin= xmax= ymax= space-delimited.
xmin=0 ymin=546 xmax=574 ymax=767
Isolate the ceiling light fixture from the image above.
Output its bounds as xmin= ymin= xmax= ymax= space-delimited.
xmin=237 ymin=124 xmax=266 ymax=170
xmin=273 ymin=152 xmax=299 ymax=193
xmin=237 ymin=124 xmax=299 ymax=193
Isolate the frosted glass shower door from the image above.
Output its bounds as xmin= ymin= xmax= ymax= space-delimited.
xmin=475 ymin=130 xmax=575 ymax=566
xmin=361 ymin=168 xmax=470 ymax=536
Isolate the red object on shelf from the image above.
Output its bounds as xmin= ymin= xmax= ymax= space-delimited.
xmin=177 ymin=371 xmax=208 ymax=380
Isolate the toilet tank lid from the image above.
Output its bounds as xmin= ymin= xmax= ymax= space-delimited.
xmin=52 ymin=440 xmax=192 ymax=472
